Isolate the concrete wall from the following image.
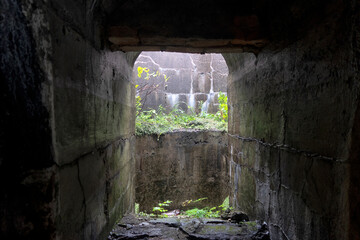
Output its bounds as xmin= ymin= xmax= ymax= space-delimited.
xmin=135 ymin=131 xmax=229 ymax=212
xmin=0 ymin=1 xmax=56 ymax=239
xmin=46 ymin=1 xmax=137 ymax=239
xmin=1 ymin=0 xmax=359 ymax=240
xmin=0 ymin=0 xmax=137 ymax=239
xmin=134 ymin=52 xmax=228 ymax=114
xmin=224 ymin=1 xmax=359 ymax=239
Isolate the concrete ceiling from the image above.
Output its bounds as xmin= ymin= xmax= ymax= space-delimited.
xmin=103 ymin=0 xmax=336 ymax=53
xmin=105 ymin=0 xmax=267 ymax=53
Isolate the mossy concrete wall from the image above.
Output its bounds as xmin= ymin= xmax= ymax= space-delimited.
xmin=46 ymin=1 xmax=137 ymax=238
xmin=135 ymin=131 xmax=229 ymax=212
xmin=223 ymin=1 xmax=359 ymax=239
xmin=0 ymin=0 xmax=137 ymax=239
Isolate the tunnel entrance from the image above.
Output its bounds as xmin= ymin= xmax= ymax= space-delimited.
xmin=108 ymin=52 xmax=271 ymax=240
xmin=132 ymin=52 xmax=230 ymax=211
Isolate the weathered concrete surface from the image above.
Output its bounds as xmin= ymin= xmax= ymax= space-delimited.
xmin=46 ymin=1 xmax=137 ymax=238
xmin=135 ymin=131 xmax=229 ymax=211
xmin=1 ymin=0 xmax=137 ymax=239
xmin=1 ymin=0 xmax=359 ymax=239
xmin=0 ymin=0 xmax=56 ymax=239
xmin=108 ymin=215 xmax=270 ymax=240
xmin=223 ymin=0 xmax=360 ymax=239
xmin=134 ymin=52 xmax=228 ymax=114
xmin=107 ymin=1 xmax=266 ymax=53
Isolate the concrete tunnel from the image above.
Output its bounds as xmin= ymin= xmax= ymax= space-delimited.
xmin=0 ymin=0 xmax=359 ymax=239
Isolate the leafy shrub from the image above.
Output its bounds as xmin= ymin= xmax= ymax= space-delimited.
xmin=216 ymin=92 xmax=228 ymax=121
xmin=135 ymin=103 xmax=227 ymax=137
xmin=152 ymin=200 xmax=173 ymax=217
xmin=184 ymin=207 xmax=221 ymax=218
xmin=182 ymin=196 xmax=231 ymax=218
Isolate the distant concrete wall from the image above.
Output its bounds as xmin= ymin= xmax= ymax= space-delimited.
xmin=0 ymin=1 xmax=137 ymax=239
xmin=134 ymin=52 xmax=228 ymax=114
xmin=135 ymin=131 xmax=229 ymax=212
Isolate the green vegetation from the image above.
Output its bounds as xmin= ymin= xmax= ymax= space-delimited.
xmin=184 ymin=207 xmax=220 ymax=218
xmin=152 ymin=200 xmax=173 ymax=216
xmin=243 ymin=221 xmax=258 ymax=231
xmin=216 ymin=92 xmax=228 ymax=121
xmin=137 ymin=196 xmax=231 ymax=219
xmin=135 ymin=203 xmax=139 ymax=214
xmin=135 ymin=66 xmax=169 ymax=114
xmin=137 ymin=66 xmax=170 ymax=82
xmin=183 ymin=196 xmax=231 ymax=218
xmin=135 ymin=103 xmax=227 ymax=137
xmin=135 ymin=65 xmax=228 ymax=137
xmin=137 ymin=200 xmax=173 ymax=218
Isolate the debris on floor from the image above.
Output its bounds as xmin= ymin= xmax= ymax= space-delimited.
xmin=108 ymin=214 xmax=270 ymax=240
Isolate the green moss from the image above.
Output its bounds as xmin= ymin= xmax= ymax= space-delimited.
xmin=243 ymin=221 xmax=257 ymax=231
xmin=198 ymin=225 xmax=242 ymax=235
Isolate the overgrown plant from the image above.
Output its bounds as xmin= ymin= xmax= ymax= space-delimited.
xmin=136 ymin=103 xmax=227 ymax=137
xmin=135 ymin=66 xmax=170 ymax=114
xmin=135 ymin=65 xmax=228 ymax=135
xmin=216 ymin=91 xmax=228 ymax=121
xmin=152 ymin=200 xmax=173 ymax=217
xmin=183 ymin=196 xmax=231 ymax=218
xmin=137 ymin=197 xmax=231 ymax=219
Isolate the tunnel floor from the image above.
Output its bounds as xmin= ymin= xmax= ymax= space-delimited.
xmin=108 ymin=214 xmax=270 ymax=240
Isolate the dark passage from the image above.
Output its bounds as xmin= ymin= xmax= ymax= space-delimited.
xmin=0 ymin=0 xmax=359 ymax=240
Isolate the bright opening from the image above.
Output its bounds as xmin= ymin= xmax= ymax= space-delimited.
xmin=133 ymin=52 xmax=229 ymax=136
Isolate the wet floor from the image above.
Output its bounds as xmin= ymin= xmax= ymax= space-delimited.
xmin=108 ymin=214 xmax=270 ymax=240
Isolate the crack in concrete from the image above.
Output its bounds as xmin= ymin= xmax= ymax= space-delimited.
xmin=76 ymin=160 xmax=87 ymax=230
xmin=228 ymin=134 xmax=348 ymax=163
xmin=270 ymin=223 xmax=291 ymax=240
xmin=277 ymin=151 xmax=282 ymax=193
xmin=55 ymin=136 xmax=133 ymax=169
xmin=103 ymin=157 xmax=110 ymax=221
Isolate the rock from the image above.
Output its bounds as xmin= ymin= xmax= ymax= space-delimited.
xmin=220 ymin=208 xmax=233 ymax=220
xmin=118 ymin=214 xmax=142 ymax=226
xmin=110 ymin=226 xmax=162 ymax=240
xmin=203 ymin=218 xmax=228 ymax=224
xmin=139 ymin=222 xmax=150 ymax=226
xmin=108 ymin=214 xmax=270 ymax=239
xmin=149 ymin=217 xmax=181 ymax=227
xmin=109 ymin=232 xmax=150 ymax=239
xmin=185 ymin=223 xmax=248 ymax=240
xmin=117 ymin=224 xmax=133 ymax=229
xmin=162 ymin=209 xmax=180 ymax=217
xmin=221 ymin=213 xmax=230 ymax=220
xmin=180 ymin=218 xmax=202 ymax=234
xmin=251 ymin=222 xmax=270 ymax=240
xmin=230 ymin=212 xmax=249 ymax=223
